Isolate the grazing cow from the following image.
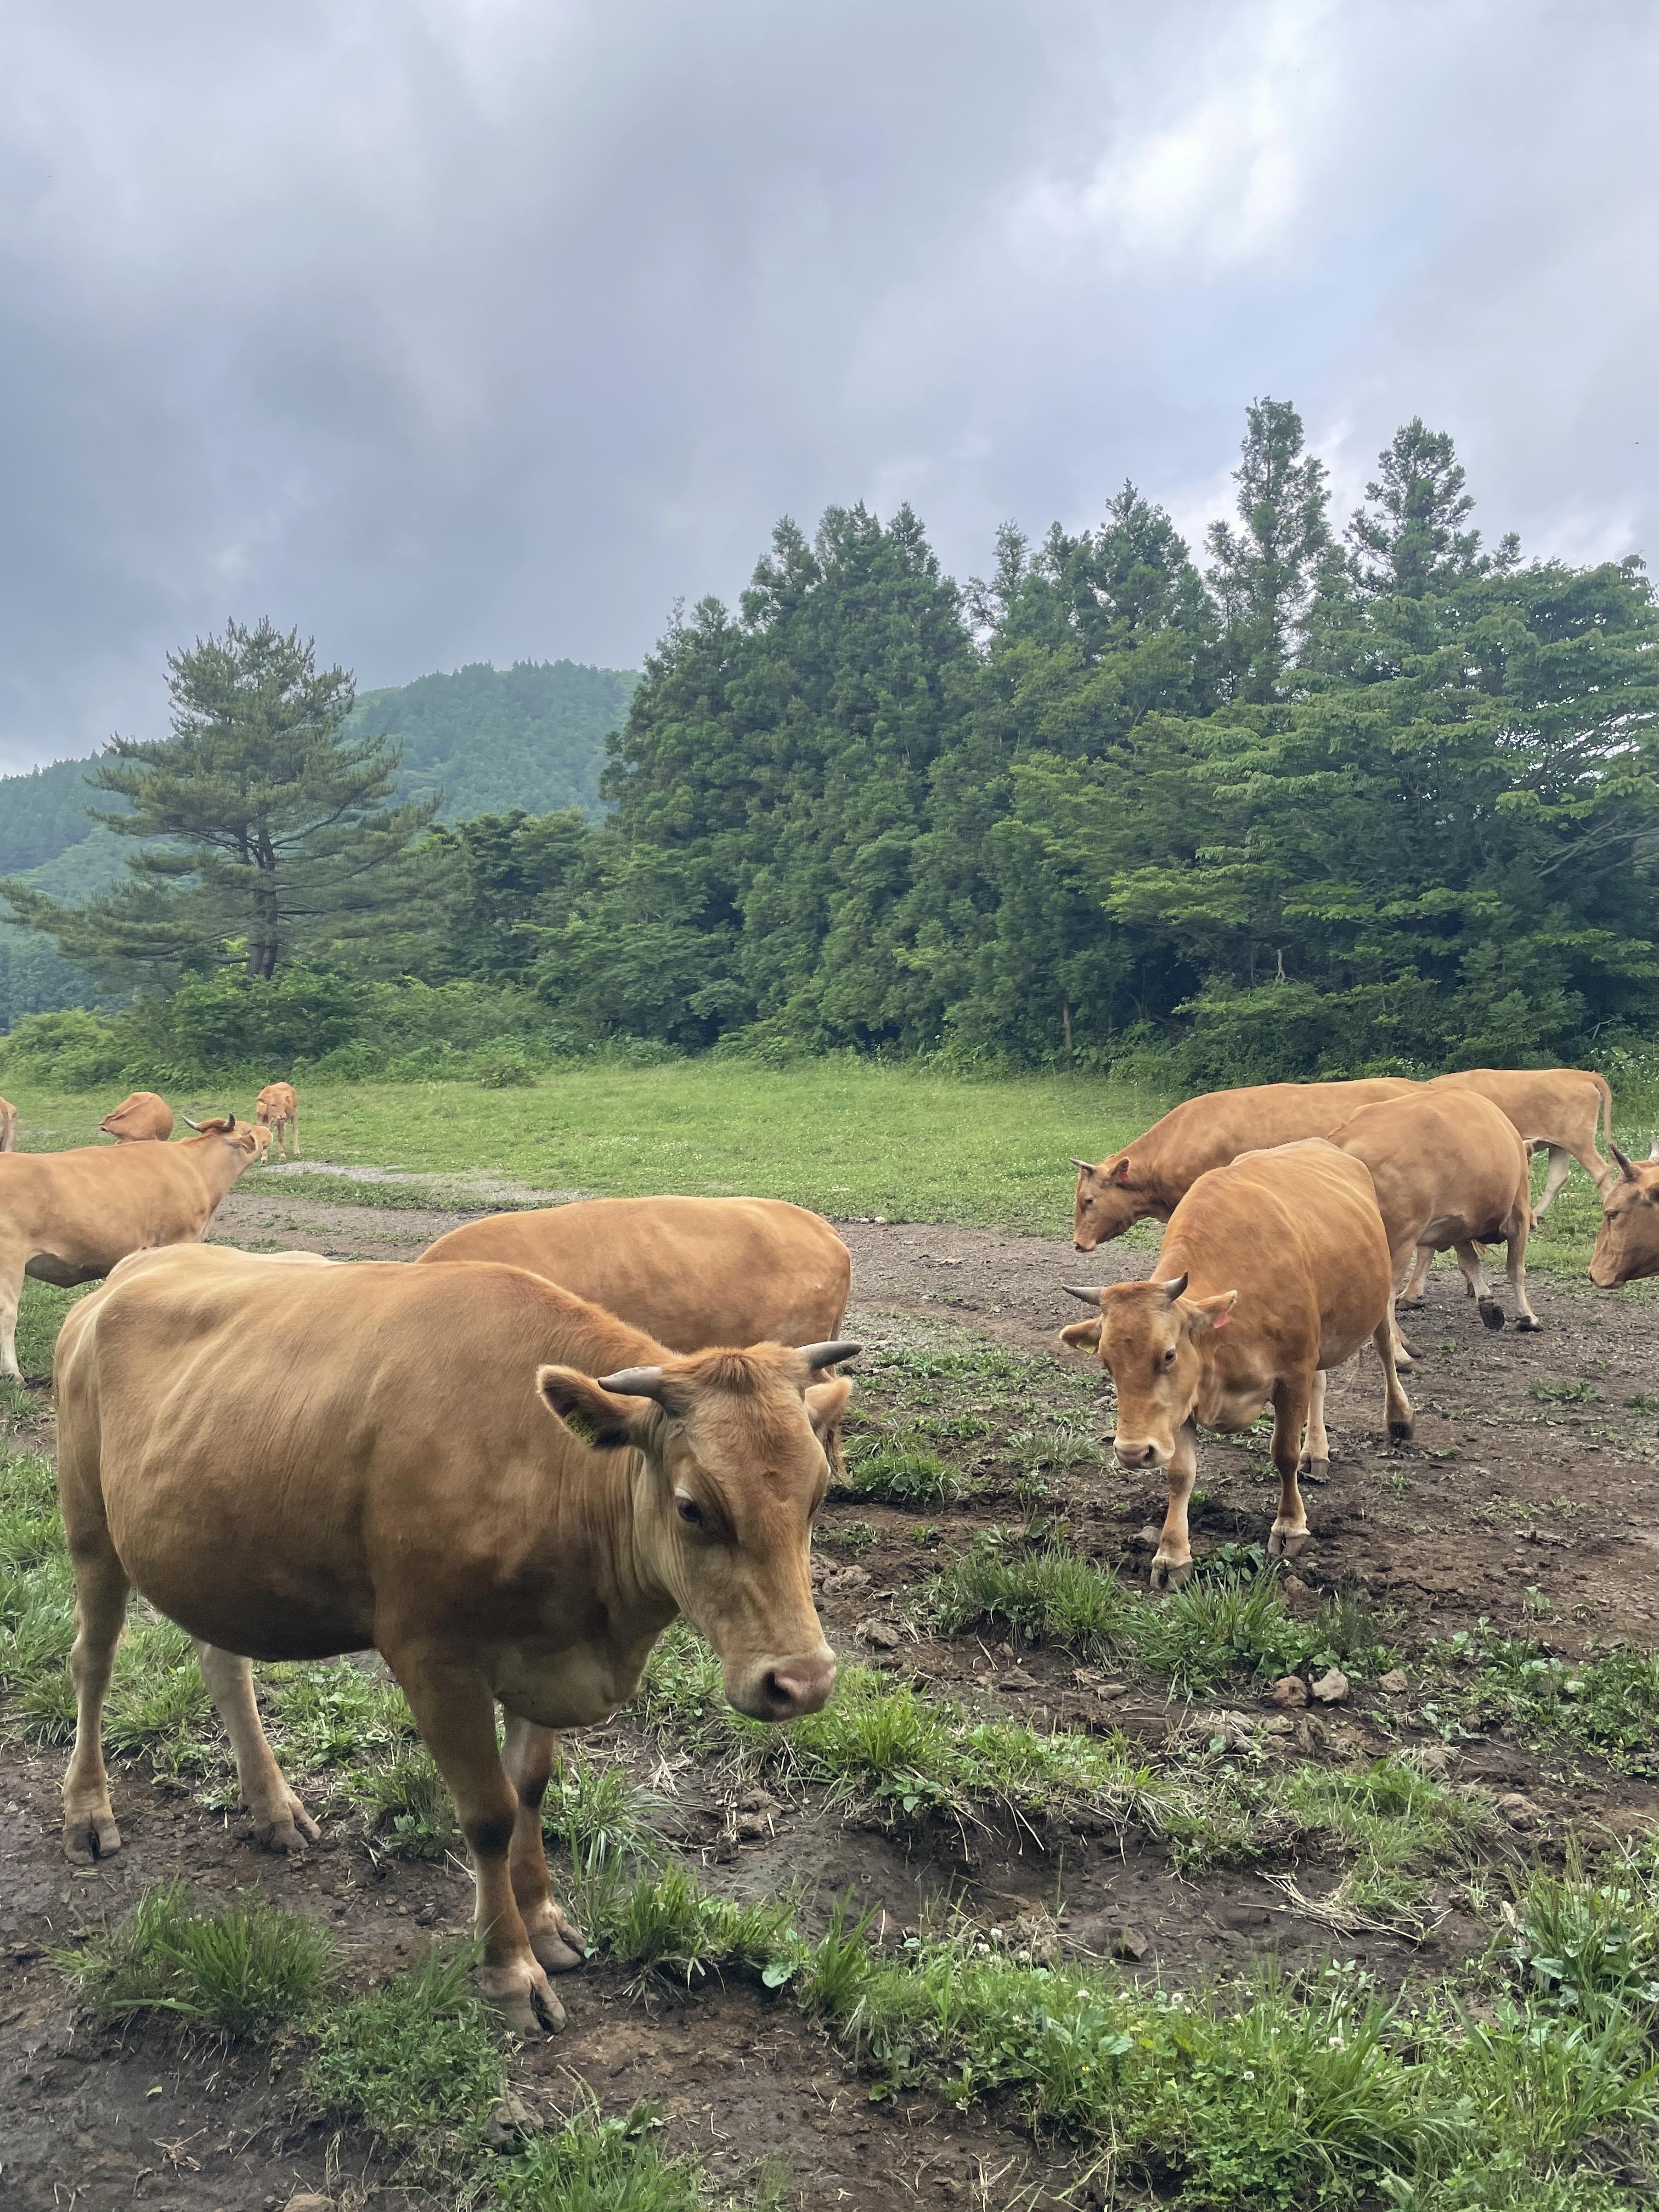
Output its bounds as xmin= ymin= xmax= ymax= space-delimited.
xmin=0 ymin=1094 xmax=16 ymax=1153
xmin=1070 ymin=1079 xmax=1416 ymax=1251
xmin=1328 ymin=1090 xmax=1539 ymax=1338
xmin=0 ymin=1118 xmax=265 ymax=1379
xmin=417 ymin=1197 xmax=851 ymax=1352
xmin=1062 ymin=1142 xmax=1411 ymax=1589
xmin=1589 ymin=1142 xmax=1659 ymax=1287
xmin=253 ymin=1082 xmax=299 ymax=1160
xmin=53 ymin=1245 xmax=856 ymax=2033
xmin=1423 ymin=1068 xmax=1615 ymax=1215
xmin=98 ymin=1092 xmax=174 ymax=1143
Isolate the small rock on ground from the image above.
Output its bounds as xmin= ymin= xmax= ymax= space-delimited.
xmin=856 ymin=1616 xmax=902 ymax=1650
xmin=1311 ymin=1667 xmax=1351 ymax=1705
xmin=1378 ymin=1669 xmax=1410 ymax=1695
xmin=1271 ymin=1674 xmax=1310 ymax=1709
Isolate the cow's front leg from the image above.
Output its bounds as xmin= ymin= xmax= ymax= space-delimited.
xmin=388 ymin=1648 xmax=565 ymax=2034
xmin=0 ymin=1254 xmax=22 ymax=1381
xmin=501 ymin=1713 xmax=585 ymax=1976
xmin=1398 ymin=1244 xmax=1435 ymax=1306
xmin=1267 ymin=1376 xmax=1311 ymax=1562
xmin=1150 ymin=1420 xmax=1199 ymax=1593
xmin=1296 ymin=1369 xmax=1330 ymax=1482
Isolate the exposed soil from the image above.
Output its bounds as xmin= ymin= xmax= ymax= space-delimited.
xmin=4 ymin=1188 xmax=1657 ymax=2209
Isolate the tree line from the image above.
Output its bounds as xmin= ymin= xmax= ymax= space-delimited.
xmin=7 ymin=399 xmax=1658 ymax=1084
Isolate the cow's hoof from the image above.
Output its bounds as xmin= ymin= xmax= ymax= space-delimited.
xmin=62 ymin=1809 xmax=122 ymax=1865
xmin=1296 ymin=1455 xmax=1330 ymax=1485
xmin=1389 ymin=1420 xmax=1414 ymax=1444
xmin=481 ymin=1961 xmax=566 ymax=2036
xmin=1149 ymin=1557 xmax=1193 ymax=1594
xmin=1479 ymin=1301 xmax=1505 ymax=1331
xmin=1267 ymin=1528 xmax=1310 ymax=1561
xmin=1515 ymin=1316 xmax=1543 ymax=1334
xmin=255 ymin=1793 xmax=319 ymax=1853
xmin=527 ymin=1903 xmax=586 ymax=1974
xmin=1397 ymin=1295 xmax=1425 ymax=1311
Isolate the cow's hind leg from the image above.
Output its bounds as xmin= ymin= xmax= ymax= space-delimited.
xmin=61 ymin=1543 xmax=129 ymax=1863
xmin=1506 ymin=1215 xmax=1542 ymax=1334
xmin=1149 ymin=1420 xmax=1199 ymax=1594
xmin=1267 ymin=1376 xmax=1312 ymax=1563
xmin=0 ymin=1251 xmax=23 ymax=1381
xmin=1533 ymin=1146 xmax=1575 ymax=1216
xmin=389 ymin=1649 xmax=564 ymax=2034
xmin=194 ymin=1643 xmax=318 ymax=1852
xmin=1373 ymin=1319 xmax=1414 ymax=1444
xmin=1453 ymin=1241 xmax=1505 ymax=1329
xmin=501 ymin=1713 xmax=584 ymax=1975
xmin=1398 ymin=1244 xmax=1436 ymax=1307
xmin=1296 ymin=1369 xmax=1330 ymax=1483
xmin=289 ymin=1113 xmax=300 ymax=1160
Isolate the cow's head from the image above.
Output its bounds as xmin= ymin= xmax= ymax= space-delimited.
xmin=182 ymin=1114 xmax=268 ymax=1164
xmin=536 ymin=1339 xmax=858 ymax=1722
xmin=1590 ymin=1143 xmax=1659 ymax=1288
xmin=1071 ymin=1154 xmax=1151 ymax=1251
xmin=1062 ymin=1276 xmax=1235 ymax=1465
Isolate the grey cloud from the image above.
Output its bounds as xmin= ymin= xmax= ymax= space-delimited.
xmin=2 ymin=0 xmax=1655 ymax=770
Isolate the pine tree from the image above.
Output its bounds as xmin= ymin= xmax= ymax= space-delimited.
xmin=3 ymin=620 xmax=437 ymax=986
xmin=1346 ymin=417 xmax=1489 ymax=596
xmin=1204 ymin=398 xmax=1331 ymax=700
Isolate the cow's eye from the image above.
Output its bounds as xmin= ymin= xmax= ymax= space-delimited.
xmin=1161 ymin=1348 xmax=1176 ymax=1367
xmin=676 ymin=1497 xmax=704 ymax=1527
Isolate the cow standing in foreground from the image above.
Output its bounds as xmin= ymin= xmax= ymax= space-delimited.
xmin=253 ymin=1082 xmax=299 ymax=1160
xmin=1327 ymin=1090 xmax=1539 ymax=1341
xmin=0 ymin=1095 xmax=16 ymax=1153
xmin=1590 ymin=1142 xmax=1659 ymax=1286
xmin=418 ymin=1197 xmax=851 ymax=1351
xmin=53 ymin=1245 xmax=855 ymax=2033
xmin=98 ymin=1092 xmax=174 ymax=1143
xmin=1070 ymin=1079 xmax=1416 ymax=1251
xmin=1063 ymin=1143 xmax=1412 ymax=1590
xmin=0 ymin=1118 xmax=267 ymax=1379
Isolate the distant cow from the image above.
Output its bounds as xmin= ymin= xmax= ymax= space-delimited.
xmin=1328 ymin=1090 xmax=1538 ymax=1341
xmin=0 ymin=1119 xmax=266 ymax=1379
xmin=1590 ymin=1142 xmax=1659 ymax=1287
xmin=98 ymin=1092 xmax=174 ymax=1144
xmin=0 ymin=1095 xmax=16 ymax=1153
xmin=417 ymin=1197 xmax=851 ymax=1352
xmin=1424 ymin=1068 xmax=1615 ymax=1215
xmin=253 ymin=1083 xmax=299 ymax=1160
xmin=53 ymin=1245 xmax=855 ymax=2033
xmin=1063 ymin=1142 xmax=1411 ymax=1589
xmin=1070 ymin=1079 xmax=1416 ymax=1251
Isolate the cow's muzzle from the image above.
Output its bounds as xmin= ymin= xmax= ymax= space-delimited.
xmin=1113 ymin=1436 xmax=1167 ymax=1470
xmin=730 ymin=1648 xmax=838 ymax=1723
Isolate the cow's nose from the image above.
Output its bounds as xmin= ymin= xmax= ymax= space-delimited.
xmin=755 ymin=1651 xmax=838 ymax=1720
xmin=1113 ymin=1437 xmax=1161 ymax=1469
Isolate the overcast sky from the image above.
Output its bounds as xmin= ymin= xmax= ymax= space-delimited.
xmin=3 ymin=0 xmax=1655 ymax=772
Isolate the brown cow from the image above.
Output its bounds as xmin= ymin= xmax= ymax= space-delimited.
xmin=1328 ymin=1090 xmax=1539 ymax=1339
xmin=0 ymin=1094 xmax=16 ymax=1153
xmin=417 ymin=1197 xmax=851 ymax=1352
xmin=1423 ymin=1068 xmax=1615 ymax=1214
xmin=1062 ymin=1142 xmax=1411 ymax=1589
xmin=53 ymin=1245 xmax=855 ymax=2033
xmin=253 ymin=1082 xmax=299 ymax=1160
xmin=98 ymin=1092 xmax=174 ymax=1143
xmin=0 ymin=1118 xmax=266 ymax=1379
xmin=1070 ymin=1079 xmax=1416 ymax=1251
xmin=1589 ymin=1142 xmax=1659 ymax=1286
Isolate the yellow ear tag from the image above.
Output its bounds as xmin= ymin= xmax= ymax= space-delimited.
xmin=561 ymin=1406 xmax=600 ymax=1447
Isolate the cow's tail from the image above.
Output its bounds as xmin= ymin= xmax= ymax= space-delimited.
xmin=1593 ymin=1070 xmax=1615 ymax=1152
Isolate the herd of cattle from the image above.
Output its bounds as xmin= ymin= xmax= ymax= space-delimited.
xmin=0 ymin=1061 xmax=1654 ymax=2032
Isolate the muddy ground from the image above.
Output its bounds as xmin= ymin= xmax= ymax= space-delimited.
xmin=2 ymin=1186 xmax=1656 ymax=2209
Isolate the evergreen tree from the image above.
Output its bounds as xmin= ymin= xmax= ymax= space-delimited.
xmin=1205 ymin=399 xmax=1331 ymax=700
xmin=3 ymin=620 xmax=437 ymax=986
xmin=1346 ymin=417 xmax=1493 ymax=596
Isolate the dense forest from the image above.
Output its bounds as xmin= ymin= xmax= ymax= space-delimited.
xmin=5 ymin=400 xmax=1657 ymax=1085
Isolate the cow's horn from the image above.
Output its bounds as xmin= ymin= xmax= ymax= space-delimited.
xmin=596 ymin=1365 xmax=668 ymax=1400
xmin=1062 ymin=1284 xmax=1104 ymax=1306
xmin=180 ymin=1114 xmax=203 ymax=1131
xmin=1612 ymin=1144 xmax=1639 ymax=1181
xmin=799 ymin=1340 xmax=862 ymax=1370
xmin=1070 ymin=1158 xmax=1094 ymax=1173
xmin=1650 ymin=1138 xmax=1659 ymax=1163
xmin=1159 ymin=1273 xmax=1190 ymax=1301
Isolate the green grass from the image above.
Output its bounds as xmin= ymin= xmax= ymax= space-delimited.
xmin=1282 ymin=1758 xmax=1497 ymax=1923
xmin=3 ymin=1066 xmax=1173 ymax=1234
xmin=305 ymin=1942 xmax=505 ymax=2163
xmin=490 ymin=2099 xmax=789 ymax=2212
xmin=57 ymin=1880 xmax=335 ymax=2038
xmin=927 ymin=1532 xmax=1138 ymax=1657
xmin=1423 ymin=1625 xmax=1659 ymax=1775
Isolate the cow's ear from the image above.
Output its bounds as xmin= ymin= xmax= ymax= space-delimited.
xmin=1185 ymin=1291 xmax=1238 ymax=1334
xmin=536 ymin=1366 xmax=651 ymax=1451
xmin=1059 ymin=1317 xmax=1103 ymax=1352
xmin=1108 ymin=1157 xmax=1132 ymax=1187
xmin=804 ymin=1376 xmax=853 ymax=1442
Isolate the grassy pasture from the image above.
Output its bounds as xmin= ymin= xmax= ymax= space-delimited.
xmin=8 ymin=1055 xmax=1654 ymax=1273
